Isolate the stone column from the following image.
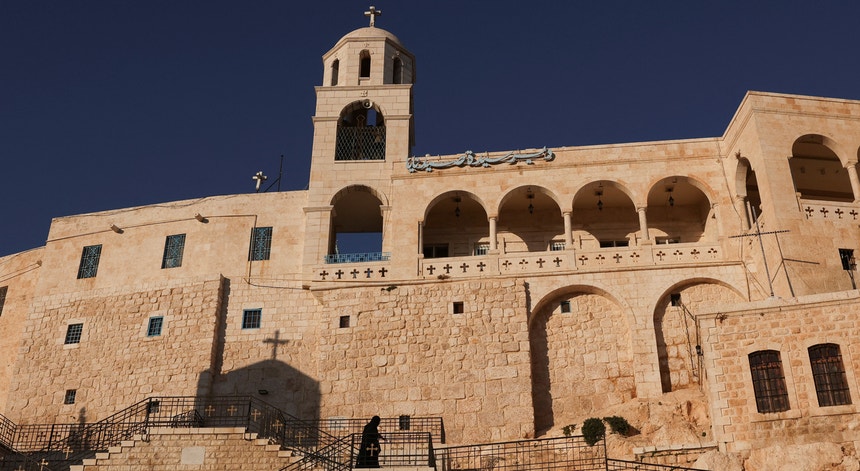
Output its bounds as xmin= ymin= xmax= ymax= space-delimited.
xmin=846 ymin=162 xmax=860 ymax=202
xmin=734 ymin=196 xmax=750 ymax=231
xmin=417 ymin=220 xmax=424 ymax=255
xmin=489 ymin=216 xmax=498 ymax=251
xmin=637 ymin=207 xmax=650 ymax=243
xmin=563 ymin=211 xmax=573 ymax=247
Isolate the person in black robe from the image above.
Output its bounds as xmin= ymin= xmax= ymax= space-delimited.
xmin=355 ymin=416 xmax=385 ymax=468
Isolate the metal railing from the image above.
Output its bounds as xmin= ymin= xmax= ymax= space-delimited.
xmin=335 ymin=126 xmax=386 ymax=161
xmin=606 ymin=458 xmax=707 ymax=471
xmin=324 ymin=252 xmax=391 ymax=264
xmin=317 ymin=417 xmax=445 ymax=443
xmin=436 ymin=435 xmax=606 ymax=471
xmin=282 ymin=431 xmax=434 ymax=471
xmin=0 ymin=413 xmax=15 ymax=451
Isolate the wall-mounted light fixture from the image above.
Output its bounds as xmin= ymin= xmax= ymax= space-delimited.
xmin=109 ymin=224 xmax=123 ymax=234
xmin=526 ymin=188 xmax=535 ymax=214
xmin=194 ymin=213 xmax=208 ymax=223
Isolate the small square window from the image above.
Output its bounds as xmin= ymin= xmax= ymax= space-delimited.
xmin=560 ymin=300 xmax=571 ymax=313
xmin=162 ymin=234 xmax=186 ymax=269
xmin=452 ymin=302 xmax=464 ymax=314
xmin=339 ymin=316 xmax=350 ymax=328
xmin=147 ymin=316 xmax=164 ymax=337
xmin=242 ymin=309 xmax=262 ymax=329
xmin=670 ymin=294 xmax=681 ymax=307
xmin=0 ymin=286 xmax=7 ymax=317
xmin=64 ymin=389 xmax=77 ymax=405
xmin=250 ymin=227 xmax=273 ymax=261
xmin=77 ymin=245 xmax=102 ymax=279
xmin=64 ymin=324 xmax=83 ymax=345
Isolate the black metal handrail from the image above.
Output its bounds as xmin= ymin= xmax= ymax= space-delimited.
xmin=315 ymin=416 xmax=445 ymax=443
xmin=436 ymin=435 xmax=607 ymax=471
xmin=0 ymin=412 xmax=15 ymax=451
xmin=606 ymin=458 xmax=708 ymax=471
xmin=282 ymin=431 xmax=435 ymax=471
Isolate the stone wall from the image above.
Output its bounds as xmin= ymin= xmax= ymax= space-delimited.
xmin=6 ymin=276 xmax=225 ymax=423
xmin=702 ymin=293 xmax=860 ymax=455
xmin=72 ymin=427 xmax=293 ymax=470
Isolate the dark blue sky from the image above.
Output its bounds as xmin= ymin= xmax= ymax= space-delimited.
xmin=2 ymin=1 xmax=859 ymax=256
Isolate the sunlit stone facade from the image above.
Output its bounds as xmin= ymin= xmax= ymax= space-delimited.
xmin=1 ymin=22 xmax=860 ymax=457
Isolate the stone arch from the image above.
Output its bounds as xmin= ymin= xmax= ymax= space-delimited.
xmin=392 ymin=56 xmax=403 ymax=84
xmin=653 ymin=279 xmax=746 ymax=393
xmin=328 ymin=185 xmax=387 ymax=257
xmin=497 ymin=186 xmax=564 ymax=253
xmin=646 ymin=176 xmax=714 ymax=243
xmin=330 ymin=58 xmax=340 ymax=86
xmin=529 ymin=285 xmax=635 ymax=436
xmin=359 ymin=49 xmax=371 ymax=78
xmin=335 ymin=101 xmax=386 ymax=161
xmin=789 ymin=134 xmax=853 ymax=202
xmin=572 ymin=180 xmax=639 ymax=248
xmin=735 ymin=157 xmax=762 ymax=225
xmin=422 ymin=191 xmax=489 ymax=258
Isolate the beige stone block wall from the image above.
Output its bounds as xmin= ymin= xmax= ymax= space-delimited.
xmin=702 ymin=293 xmax=860 ymax=454
xmin=74 ymin=427 xmax=292 ymax=470
xmin=0 ymin=248 xmax=43 ymax=414
xmin=6 ymin=276 xmax=225 ymax=423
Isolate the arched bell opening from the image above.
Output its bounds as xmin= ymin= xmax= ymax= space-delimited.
xmin=335 ymin=101 xmax=386 ymax=161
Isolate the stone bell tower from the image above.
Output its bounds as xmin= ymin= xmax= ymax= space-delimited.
xmin=307 ymin=6 xmax=415 ymax=198
xmin=302 ymin=8 xmax=416 ymax=281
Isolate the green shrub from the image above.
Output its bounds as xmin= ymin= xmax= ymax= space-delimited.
xmin=581 ymin=418 xmax=605 ymax=446
xmin=562 ymin=424 xmax=576 ymax=437
xmin=603 ymin=416 xmax=631 ymax=436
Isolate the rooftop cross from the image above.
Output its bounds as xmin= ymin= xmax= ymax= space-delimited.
xmin=252 ymin=171 xmax=267 ymax=192
xmin=364 ymin=6 xmax=381 ymax=27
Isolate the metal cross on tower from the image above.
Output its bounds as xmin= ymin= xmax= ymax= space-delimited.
xmin=252 ymin=171 xmax=267 ymax=192
xmin=365 ymin=6 xmax=381 ymax=27
xmin=729 ymin=207 xmax=789 ymax=298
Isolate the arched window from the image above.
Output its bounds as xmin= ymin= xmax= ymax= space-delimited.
xmin=392 ymin=57 xmax=402 ymax=84
xmin=749 ymin=350 xmax=790 ymax=413
xmin=331 ymin=59 xmax=339 ymax=86
xmin=359 ymin=50 xmax=371 ymax=78
xmin=335 ymin=102 xmax=385 ymax=161
xmin=809 ymin=343 xmax=852 ymax=407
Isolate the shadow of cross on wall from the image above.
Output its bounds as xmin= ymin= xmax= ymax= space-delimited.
xmin=264 ymin=330 xmax=290 ymax=360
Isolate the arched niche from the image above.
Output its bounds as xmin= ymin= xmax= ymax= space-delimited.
xmin=789 ymin=134 xmax=853 ymax=202
xmin=646 ymin=176 xmax=713 ymax=244
xmin=529 ymin=286 xmax=634 ymax=436
xmin=735 ymin=157 xmax=762 ymax=224
xmin=335 ymin=101 xmax=386 ymax=161
xmin=422 ymin=191 xmax=489 ymax=258
xmin=497 ymin=186 xmax=564 ymax=253
xmin=653 ymin=280 xmax=745 ymax=393
xmin=572 ymin=181 xmax=638 ymax=248
xmin=328 ymin=185 xmax=386 ymax=258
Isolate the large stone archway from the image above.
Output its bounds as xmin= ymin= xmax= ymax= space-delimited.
xmin=530 ymin=290 xmax=634 ymax=435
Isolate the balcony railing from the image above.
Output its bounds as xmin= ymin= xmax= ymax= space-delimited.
xmin=324 ymin=252 xmax=390 ymax=264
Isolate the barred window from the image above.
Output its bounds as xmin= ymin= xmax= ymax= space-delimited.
xmin=809 ymin=343 xmax=852 ymax=407
xmin=65 ymin=323 xmax=83 ymax=345
xmin=147 ymin=316 xmax=164 ymax=337
xmin=64 ymin=389 xmax=77 ymax=405
xmin=161 ymin=234 xmax=186 ymax=269
xmin=250 ymin=227 xmax=273 ymax=261
xmin=0 ymin=286 xmax=7 ymax=316
xmin=77 ymin=245 xmax=102 ymax=279
xmin=749 ymin=350 xmax=790 ymax=413
xmin=242 ymin=309 xmax=262 ymax=329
